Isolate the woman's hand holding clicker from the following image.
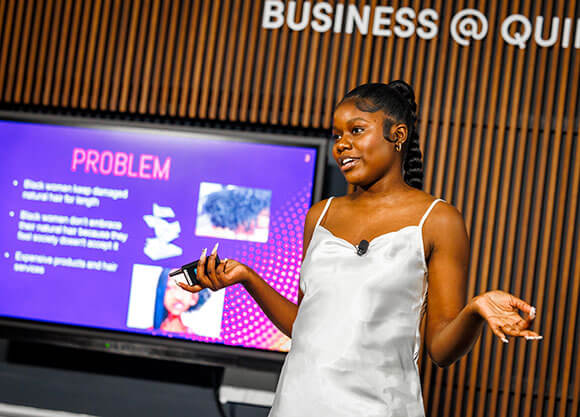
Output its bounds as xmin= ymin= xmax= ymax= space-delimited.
xmin=177 ymin=242 xmax=298 ymax=337
xmin=470 ymin=290 xmax=543 ymax=344
xmin=177 ymin=242 xmax=251 ymax=293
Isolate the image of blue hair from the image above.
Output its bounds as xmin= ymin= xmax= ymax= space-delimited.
xmin=153 ymin=267 xmax=211 ymax=329
xmin=202 ymin=187 xmax=271 ymax=232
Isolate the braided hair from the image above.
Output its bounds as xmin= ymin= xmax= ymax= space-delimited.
xmin=338 ymin=80 xmax=424 ymax=190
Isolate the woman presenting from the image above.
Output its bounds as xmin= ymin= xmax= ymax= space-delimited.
xmin=177 ymin=81 xmax=542 ymax=416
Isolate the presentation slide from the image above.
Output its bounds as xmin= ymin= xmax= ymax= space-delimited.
xmin=0 ymin=120 xmax=316 ymax=352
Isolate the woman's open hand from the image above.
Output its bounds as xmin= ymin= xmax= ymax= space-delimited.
xmin=176 ymin=243 xmax=251 ymax=293
xmin=471 ymin=290 xmax=543 ymax=344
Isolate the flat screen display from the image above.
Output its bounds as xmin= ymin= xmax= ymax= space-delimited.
xmin=0 ymin=116 xmax=323 ymax=358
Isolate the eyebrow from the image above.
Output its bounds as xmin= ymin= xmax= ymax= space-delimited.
xmin=346 ymin=117 xmax=369 ymax=124
xmin=332 ymin=116 xmax=370 ymax=130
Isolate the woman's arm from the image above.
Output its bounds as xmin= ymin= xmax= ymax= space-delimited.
xmin=238 ymin=200 xmax=329 ymax=336
xmin=423 ymin=203 xmax=541 ymax=367
xmin=177 ymin=199 xmax=329 ymax=338
xmin=240 ymin=269 xmax=302 ymax=337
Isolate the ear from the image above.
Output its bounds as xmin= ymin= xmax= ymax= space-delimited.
xmin=392 ymin=123 xmax=409 ymax=144
xmin=385 ymin=123 xmax=408 ymax=146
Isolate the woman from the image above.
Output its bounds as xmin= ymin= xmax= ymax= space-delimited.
xmin=177 ymin=81 xmax=542 ymax=416
xmin=153 ymin=267 xmax=210 ymax=333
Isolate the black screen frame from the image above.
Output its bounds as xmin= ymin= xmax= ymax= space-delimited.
xmin=0 ymin=111 xmax=328 ymax=371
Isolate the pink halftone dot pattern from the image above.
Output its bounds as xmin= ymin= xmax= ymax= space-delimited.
xmin=220 ymin=183 xmax=313 ymax=352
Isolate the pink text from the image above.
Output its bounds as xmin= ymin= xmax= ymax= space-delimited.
xmin=71 ymin=148 xmax=171 ymax=181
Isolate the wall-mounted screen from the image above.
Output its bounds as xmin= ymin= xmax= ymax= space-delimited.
xmin=0 ymin=114 xmax=326 ymax=366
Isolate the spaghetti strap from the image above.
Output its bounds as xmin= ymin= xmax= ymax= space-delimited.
xmin=315 ymin=196 xmax=335 ymax=229
xmin=419 ymin=198 xmax=444 ymax=229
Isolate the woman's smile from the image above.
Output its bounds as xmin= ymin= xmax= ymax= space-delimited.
xmin=340 ymin=157 xmax=360 ymax=172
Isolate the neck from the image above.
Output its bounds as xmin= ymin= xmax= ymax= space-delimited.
xmin=352 ymin=172 xmax=411 ymax=200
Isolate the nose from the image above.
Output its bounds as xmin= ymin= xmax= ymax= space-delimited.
xmin=334 ymin=135 xmax=352 ymax=152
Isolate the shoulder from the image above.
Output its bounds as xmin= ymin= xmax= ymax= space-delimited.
xmin=401 ymin=189 xmax=461 ymax=225
xmin=426 ymin=198 xmax=466 ymax=235
xmin=422 ymin=197 xmax=469 ymax=257
xmin=304 ymin=197 xmax=333 ymax=226
xmin=302 ymin=197 xmax=333 ymax=245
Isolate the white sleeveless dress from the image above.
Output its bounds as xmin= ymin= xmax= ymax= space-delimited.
xmin=268 ymin=197 xmax=444 ymax=417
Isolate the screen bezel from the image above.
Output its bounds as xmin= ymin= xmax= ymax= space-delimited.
xmin=0 ymin=111 xmax=328 ymax=370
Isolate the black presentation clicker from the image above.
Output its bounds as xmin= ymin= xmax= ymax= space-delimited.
xmin=169 ymin=255 xmax=221 ymax=286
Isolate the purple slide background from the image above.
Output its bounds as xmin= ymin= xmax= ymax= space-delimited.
xmin=0 ymin=120 xmax=316 ymax=352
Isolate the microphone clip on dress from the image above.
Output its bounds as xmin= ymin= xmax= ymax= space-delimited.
xmin=356 ymin=239 xmax=369 ymax=256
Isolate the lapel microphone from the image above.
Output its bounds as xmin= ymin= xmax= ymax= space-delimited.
xmin=357 ymin=240 xmax=369 ymax=256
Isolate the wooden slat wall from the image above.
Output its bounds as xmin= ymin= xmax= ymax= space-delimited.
xmin=0 ymin=1 xmax=578 ymax=416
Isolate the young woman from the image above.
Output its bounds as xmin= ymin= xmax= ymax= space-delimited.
xmin=177 ymin=81 xmax=542 ymax=416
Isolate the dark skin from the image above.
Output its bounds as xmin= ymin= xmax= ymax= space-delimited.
xmin=178 ymin=98 xmax=542 ymax=367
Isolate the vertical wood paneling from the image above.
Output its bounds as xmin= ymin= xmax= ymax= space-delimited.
xmin=0 ymin=0 xmax=15 ymax=99
xmin=556 ymin=56 xmax=580 ymax=417
xmin=378 ymin=0 xmax=398 ymax=87
xmin=3 ymin=0 xmax=24 ymax=102
xmin=524 ymin=0 xmax=567 ymax=414
xmin=109 ymin=0 xmax=130 ymax=111
xmin=218 ymin=0 xmax=241 ymax=120
xmin=178 ymin=0 xmax=200 ymax=117
xmin=118 ymin=0 xmax=142 ymax=113
xmin=0 ymin=1 xmax=578 ymax=416
xmin=369 ymin=1 xmax=383 ymax=83
xmin=473 ymin=1 xmax=516 ymax=415
xmin=359 ymin=0 xmax=376 ymax=84
xmin=311 ymin=9 xmax=332 ymax=128
xmin=291 ymin=9 xmax=311 ymax=126
xmin=21 ymin=0 xmax=44 ymax=102
xmin=40 ymin=0 xmax=61 ymax=105
xmin=280 ymin=2 xmax=301 ymax=125
xmin=300 ymin=17 xmax=320 ymax=127
xmin=249 ymin=0 xmax=269 ymax=123
xmin=137 ymin=0 xmax=159 ymax=113
xmin=70 ymin=0 xmax=93 ymax=108
xmin=513 ymin=12 xmax=548 ymax=416
xmin=227 ymin=0 xmax=251 ymax=121
xmin=545 ymin=34 xmax=577 ymax=417
xmin=198 ymin=0 xmax=221 ymax=119
xmin=98 ymin=0 xmax=120 ymax=109
xmin=0 ymin=1 xmax=8 ymax=94
xmin=127 ymin=0 xmax=148 ymax=112
xmin=60 ymin=0 xmax=82 ymax=107
xmin=345 ymin=3 xmax=364 ymax=92
xmin=12 ymin=0 xmax=34 ymax=103
xmin=259 ymin=15 xmax=280 ymax=124
xmin=168 ymin=0 xmax=190 ymax=116
xmin=492 ymin=3 xmax=532 ymax=417
xmin=147 ymin=0 xmax=170 ymax=114
xmin=208 ymin=0 xmax=230 ymax=119
xmin=50 ymin=0 xmax=72 ymax=106
xmin=159 ymin=1 xmax=180 ymax=116
xmin=88 ymin=0 xmax=109 ymax=109
xmin=321 ymin=16 xmax=341 ymax=127
xmin=31 ymin=0 xmax=52 ymax=105
xmin=240 ymin=1 xmax=265 ymax=122
xmin=460 ymin=1 xmax=500 ymax=413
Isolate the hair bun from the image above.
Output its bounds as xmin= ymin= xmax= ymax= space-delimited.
xmin=387 ymin=80 xmax=417 ymax=114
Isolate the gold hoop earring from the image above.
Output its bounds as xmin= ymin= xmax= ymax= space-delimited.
xmin=395 ymin=143 xmax=402 ymax=152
